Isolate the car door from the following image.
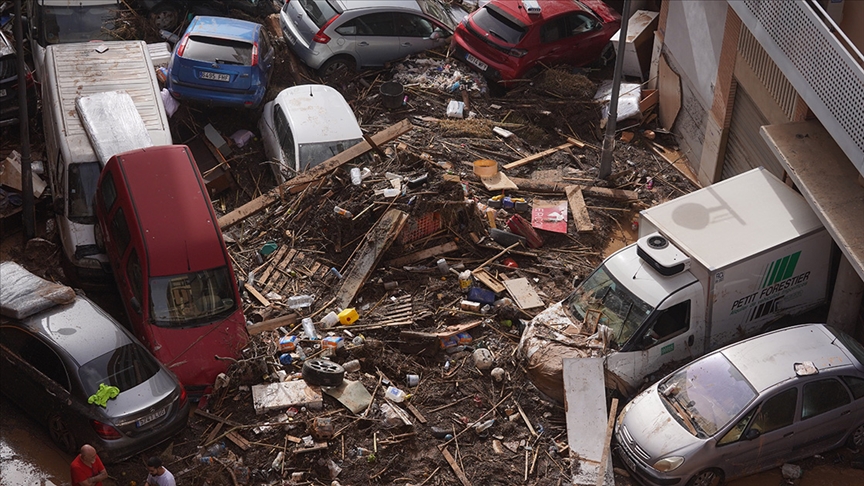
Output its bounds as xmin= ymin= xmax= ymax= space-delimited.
xmin=536 ymin=12 xmax=606 ymax=68
xmin=394 ymin=13 xmax=443 ymax=59
xmin=716 ymin=387 xmax=799 ymax=478
xmin=346 ymin=12 xmax=400 ymax=67
xmin=789 ymin=377 xmax=857 ymax=460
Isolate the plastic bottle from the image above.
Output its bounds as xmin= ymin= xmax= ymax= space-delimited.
xmin=199 ymin=456 xmax=215 ymax=465
xmin=334 ymin=206 xmax=353 ymax=218
xmin=301 ymin=318 xmax=318 ymax=340
xmin=474 ymin=419 xmax=495 ymax=434
xmin=271 ymin=451 xmax=285 ymax=470
xmin=343 ymin=359 xmax=361 ymax=372
xmin=287 ymin=295 xmax=314 ymax=309
xmin=436 ymin=258 xmax=449 ymax=275
xmin=350 ymin=167 xmax=362 ymax=185
xmin=321 ymin=311 xmax=339 ymax=328
xmin=385 ymin=385 xmax=408 ymax=403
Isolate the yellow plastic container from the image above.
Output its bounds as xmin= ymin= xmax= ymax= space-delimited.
xmin=338 ymin=308 xmax=359 ymax=325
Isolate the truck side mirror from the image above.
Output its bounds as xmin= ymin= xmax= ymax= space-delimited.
xmin=744 ymin=429 xmax=761 ymax=441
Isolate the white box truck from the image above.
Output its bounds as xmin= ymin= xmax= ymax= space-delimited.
xmin=41 ymin=40 xmax=171 ymax=281
xmin=519 ymin=168 xmax=833 ymax=401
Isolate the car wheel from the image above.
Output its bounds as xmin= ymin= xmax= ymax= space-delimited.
xmin=150 ymin=2 xmax=181 ymax=31
xmin=318 ymin=56 xmax=356 ymax=80
xmin=850 ymin=423 xmax=864 ymax=450
xmin=687 ymin=469 xmax=723 ymax=486
xmin=301 ymin=359 xmax=345 ymax=387
xmin=593 ymin=42 xmax=616 ymax=68
xmin=47 ymin=414 xmax=77 ymax=455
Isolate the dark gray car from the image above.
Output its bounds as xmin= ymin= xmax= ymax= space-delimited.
xmin=0 ymin=262 xmax=190 ymax=463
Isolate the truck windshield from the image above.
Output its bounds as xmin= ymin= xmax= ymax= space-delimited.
xmin=40 ymin=5 xmax=119 ymax=45
xmin=67 ymin=162 xmax=101 ymax=224
xmin=149 ymin=267 xmax=238 ymax=327
xmin=659 ymin=352 xmax=757 ymax=437
xmin=566 ymin=266 xmax=653 ymax=347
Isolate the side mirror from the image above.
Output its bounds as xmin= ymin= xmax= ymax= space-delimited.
xmin=130 ymin=296 xmax=142 ymax=314
xmin=744 ymin=429 xmax=761 ymax=441
xmin=52 ymin=198 xmax=63 ymax=215
xmin=430 ymin=27 xmax=447 ymax=40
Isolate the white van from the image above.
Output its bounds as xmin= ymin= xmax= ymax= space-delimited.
xmin=41 ymin=41 xmax=172 ymax=280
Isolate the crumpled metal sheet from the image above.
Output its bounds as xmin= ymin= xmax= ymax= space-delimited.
xmin=76 ymin=90 xmax=153 ymax=164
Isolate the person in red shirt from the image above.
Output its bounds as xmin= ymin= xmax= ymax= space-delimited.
xmin=70 ymin=444 xmax=109 ymax=486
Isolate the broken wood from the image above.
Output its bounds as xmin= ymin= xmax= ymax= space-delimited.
xmin=246 ymin=313 xmax=299 ymax=336
xmin=244 ymin=283 xmax=271 ymax=307
xmin=405 ymin=402 xmax=428 ymax=424
xmin=400 ymin=320 xmax=483 ymax=341
xmin=502 ymin=141 xmax=576 ymax=170
xmin=565 ymin=186 xmax=594 ymax=232
xmin=440 ymin=447 xmax=472 ymax=486
xmin=225 ymin=430 xmax=251 ymax=451
xmin=509 ymin=177 xmax=638 ymax=200
xmin=471 ymin=268 xmax=506 ymax=293
xmin=218 ymin=119 xmax=413 ymax=229
xmin=194 ymin=409 xmax=243 ymax=428
xmin=335 ymin=209 xmax=409 ymax=309
xmin=595 ymin=398 xmax=619 ymax=486
xmin=385 ymin=241 xmax=459 ymax=267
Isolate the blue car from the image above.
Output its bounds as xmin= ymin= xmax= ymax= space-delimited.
xmin=167 ymin=16 xmax=274 ymax=109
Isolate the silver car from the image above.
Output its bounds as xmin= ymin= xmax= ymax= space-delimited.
xmin=278 ymin=0 xmax=469 ymax=75
xmin=615 ymin=323 xmax=864 ymax=486
xmin=0 ymin=262 xmax=190 ymax=463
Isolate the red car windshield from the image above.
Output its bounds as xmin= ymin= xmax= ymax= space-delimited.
xmin=149 ymin=267 xmax=238 ymax=327
xmin=472 ymin=5 xmax=528 ymax=44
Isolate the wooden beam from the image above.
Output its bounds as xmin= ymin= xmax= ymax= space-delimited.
xmin=565 ymin=186 xmax=594 ymax=232
xmin=244 ymin=283 xmax=271 ymax=307
xmin=509 ymin=177 xmax=638 ymax=200
xmin=595 ymin=398 xmax=619 ymax=486
xmin=502 ymin=141 xmax=575 ymax=170
xmin=440 ymin=447 xmax=472 ymax=486
xmin=218 ymin=119 xmax=413 ymax=229
xmin=336 ymin=209 xmax=409 ymax=309
xmin=385 ymin=241 xmax=459 ymax=267
xmin=246 ymin=313 xmax=298 ymax=336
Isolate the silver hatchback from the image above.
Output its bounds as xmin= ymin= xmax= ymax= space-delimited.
xmin=279 ymin=0 xmax=469 ymax=76
xmin=615 ymin=324 xmax=864 ymax=486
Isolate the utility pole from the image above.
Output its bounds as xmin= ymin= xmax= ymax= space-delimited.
xmin=598 ymin=0 xmax=632 ymax=180
xmin=15 ymin=0 xmax=35 ymax=240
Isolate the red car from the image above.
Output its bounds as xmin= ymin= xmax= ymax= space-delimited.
xmin=451 ymin=0 xmax=621 ymax=83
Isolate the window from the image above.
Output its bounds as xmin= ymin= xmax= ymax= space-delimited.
xmin=638 ymin=301 xmax=690 ymax=349
xmin=354 ymin=13 xmax=396 ymax=36
xmin=100 ymin=171 xmax=117 ymax=210
xmin=567 ymin=13 xmax=597 ymax=35
xmin=127 ymin=250 xmax=143 ymax=312
xmin=472 ymin=5 xmax=527 ymax=44
xmin=273 ymin=105 xmax=296 ymax=169
xmin=67 ymin=162 xmax=100 ymax=224
xmin=749 ymin=388 xmax=798 ymax=434
xmin=0 ymin=327 xmax=70 ymax=391
xmin=111 ymin=208 xmax=131 ymax=256
xmin=802 ymin=379 xmax=851 ymax=419
xmin=395 ymin=14 xmax=434 ymax=38
xmin=78 ymin=343 xmax=161 ymax=396
xmin=718 ymin=409 xmax=756 ymax=445
xmin=841 ymin=376 xmax=864 ymax=400
xmin=298 ymin=0 xmax=339 ymax=28
xmin=183 ymin=36 xmax=253 ymax=65
xmin=298 ymin=138 xmax=363 ymax=171
xmin=540 ymin=16 xmax=567 ymax=43
xmin=541 ymin=13 xmax=597 ymax=43
xmin=148 ymin=266 xmax=238 ymax=327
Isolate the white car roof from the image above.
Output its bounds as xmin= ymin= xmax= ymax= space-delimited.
xmin=273 ymin=84 xmax=362 ymax=144
xmin=722 ymin=324 xmax=855 ymax=392
xmin=334 ymin=0 xmax=421 ymax=13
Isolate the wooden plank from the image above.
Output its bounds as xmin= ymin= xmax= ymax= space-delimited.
xmin=503 ymin=278 xmax=545 ymax=310
xmin=400 ymin=320 xmax=483 ymax=340
xmin=246 ymin=313 xmax=299 ymax=336
xmin=336 ymin=209 xmax=409 ymax=309
xmin=440 ymin=447 xmax=472 ymax=486
xmin=257 ymin=246 xmax=288 ymax=286
xmin=659 ymin=55 xmax=681 ymax=131
xmin=565 ymin=186 xmax=594 ymax=232
xmin=385 ymin=241 xmax=459 ymax=267
xmin=509 ymin=178 xmax=638 ymax=200
xmin=595 ymin=398 xmax=619 ymax=486
xmin=471 ymin=268 xmax=506 ymax=294
xmin=502 ymin=141 xmax=575 ymax=170
xmin=405 ymin=402 xmax=428 ymax=424
xmin=264 ymin=249 xmax=297 ymax=293
xmin=225 ymin=430 xmax=251 ymax=451
xmin=244 ymin=283 xmax=271 ymax=307
xmin=194 ymin=409 xmax=243 ymax=427
xmin=566 ymin=137 xmax=587 ymax=149
xmin=218 ymin=119 xmax=412 ymax=229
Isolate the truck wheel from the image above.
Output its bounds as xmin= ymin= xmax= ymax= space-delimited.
xmin=687 ymin=469 xmax=723 ymax=486
xmin=302 ymin=359 xmax=345 ymax=387
xmin=150 ymin=2 xmax=181 ymax=31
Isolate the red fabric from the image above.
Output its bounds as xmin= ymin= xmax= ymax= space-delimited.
xmin=70 ymin=454 xmax=105 ymax=486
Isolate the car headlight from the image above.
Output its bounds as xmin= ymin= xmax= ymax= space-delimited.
xmin=653 ymin=456 xmax=684 ymax=472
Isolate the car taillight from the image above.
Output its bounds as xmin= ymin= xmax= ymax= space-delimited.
xmin=251 ymin=42 xmax=259 ymax=66
xmin=179 ymin=386 xmax=188 ymax=408
xmin=313 ymin=14 xmax=339 ymax=43
xmin=508 ymin=48 xmax=528 ymax=58
xmin=176 ymin=34 xmax=190 ymax=57
xmin=90 ymin=420 xmax=122 ymax=440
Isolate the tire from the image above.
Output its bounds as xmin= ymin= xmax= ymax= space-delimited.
xmin=593 ymin=42 xmax=616 ymax=68
xmin=317 ymin=56 xmax=356 ymax=80
xmin=687 ymin=469 xmax=723 ymax=486
xmin=301 ymin=359 xmax=345 ymax=387
xmin=149 ymin=2 xmax=181 ymax=31
xmin=47 ymin=414 xmax=77 ymax=455
xmin=849 ymin=423 xmax=864 ymax=450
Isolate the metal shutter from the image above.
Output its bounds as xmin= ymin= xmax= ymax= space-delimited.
xmin=721 ymin=84 xmax=786 ymax=180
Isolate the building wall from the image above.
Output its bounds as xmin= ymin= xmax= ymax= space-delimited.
xmin=659 ymin=0 xmax=728 ymax=180
xmin=838 ymin=0 xmax=864 ymax=57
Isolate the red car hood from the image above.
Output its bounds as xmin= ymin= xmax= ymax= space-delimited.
xmin=579 ymin=0 xmax=621 ymax=23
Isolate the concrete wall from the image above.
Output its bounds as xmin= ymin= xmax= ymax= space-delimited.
xmin=659 ymin=0 xmax=728 ymax=177
xmin=838 ymin=0 xmax=864 ymax=56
